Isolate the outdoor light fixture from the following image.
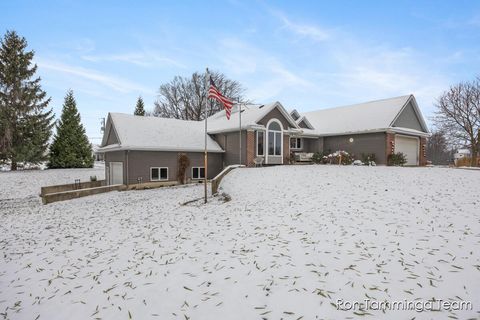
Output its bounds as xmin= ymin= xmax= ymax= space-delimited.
xmin=349 ymin=137 xmax=354 ymax=143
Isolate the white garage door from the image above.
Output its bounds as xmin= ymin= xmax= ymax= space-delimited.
xmin=395 ymin=136 xmax=419 ymax=166
xmin=109 ymin=162 xmax=124 ymax=185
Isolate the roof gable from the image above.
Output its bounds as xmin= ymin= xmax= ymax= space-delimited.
xmin=101 ymin=114 xmax=120 ymax=147
xmin=290 ymin=109 xmax=301 ymax=121
xmin=256 ymin=102 xmax=299 ymax=130
xmin=390 ymin=96 xmax=428 ymax=133
xmin=297 ymin=116 xmax=314 ymax=129
xmin=206 ymin=101 xmax=298 ymax=133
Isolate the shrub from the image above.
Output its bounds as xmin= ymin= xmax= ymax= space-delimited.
xmin=311 ymin=152 xmax=323 ymax=164
xmin=361 ymin=153 xmax=376 ymax=165
xmin=388 ymin=152 xmax=407 ymax=166
xmin=177 ymin=154 xmax=190 ymax=184
xmin=325 ymin=150 xmax=353 ymax=165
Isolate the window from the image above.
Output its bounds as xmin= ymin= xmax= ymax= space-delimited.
xmin=267 ymin=121 xmax=282 ymax=156
xmin=192 ymin=167 xmax=205 ymax=179
xmin=268 ymin=121 xmax=281 ymax=131
xmin=256 ymin=131 xmax=264 ymax=156
xmin=290 ymin=138 xmax=302 ymax=149
xmin=150 ymin=167 xmax=168 ymax=181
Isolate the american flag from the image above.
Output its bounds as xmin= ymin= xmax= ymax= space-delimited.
xmin=208 ymin=77 xmax=234 ymax=120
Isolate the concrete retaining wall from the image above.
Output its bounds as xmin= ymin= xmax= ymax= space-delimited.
xmin=41 ymin=180 xmax=106 ymax=197
xmin=42 ymin=184 xmax=125 ymax=204
xmin=211 ymin=165 xmax=244 ymax=194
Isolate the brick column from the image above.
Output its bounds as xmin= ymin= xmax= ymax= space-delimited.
xmin=283 ymin=134 xmax=290 ymax=164
xmin=385 ymin=132 xmax=395 ymax=165
xmin=419 ymin=137 xmax=427 ymax=166
xmin=246 ymin=130 xmax=255 ymax=167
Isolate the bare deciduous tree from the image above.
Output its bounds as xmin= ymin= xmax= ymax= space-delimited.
xmin=426 ymin=130 xmax=454 ymax=165
xmin=434 ymin=77 xmax=480 ymax=166
xmin=153 ymin=71 xmax=246 ymax=121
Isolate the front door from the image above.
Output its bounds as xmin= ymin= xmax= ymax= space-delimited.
xmin=109 ymin=162 xmax=124 ymax=185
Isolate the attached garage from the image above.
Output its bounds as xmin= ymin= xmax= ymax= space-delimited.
xmin=395 ymin=135 xmax=419 ymax=165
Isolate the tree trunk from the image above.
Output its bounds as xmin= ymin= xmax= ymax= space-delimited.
xmin=471 ymin=146 xmax=478 ymax=167
xmin=11 ymin=159 xmax=17 ymax=171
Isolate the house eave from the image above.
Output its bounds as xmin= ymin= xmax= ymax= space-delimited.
xmin=97 ymin=145 xmax=225 ymax=153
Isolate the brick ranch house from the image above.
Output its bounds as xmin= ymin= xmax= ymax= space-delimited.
xmin=98 ymin=94 xmax=430 ymax=186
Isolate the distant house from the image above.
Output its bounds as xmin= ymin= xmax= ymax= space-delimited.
xmin=92 ymin=144 xmax=104 ymax=161
xmin=98 ymin=94 xmax=430 ymax=186
xmin=454 ymin=149 xmax=471 ymax=160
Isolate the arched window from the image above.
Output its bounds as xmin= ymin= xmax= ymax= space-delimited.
xmin=268 ymin=121 xmax=281 ymax=131
xmin=267 ymin=119 xmax=282 ymax=156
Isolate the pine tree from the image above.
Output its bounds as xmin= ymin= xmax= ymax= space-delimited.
xmin=48 ymin=90 xmax=93 ymax=168
xmin=0 ymin=30 xmax=54 ymax=170
xmin=134 ymin=96 xmax=146 ymax=116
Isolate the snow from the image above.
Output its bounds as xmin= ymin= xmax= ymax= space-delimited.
xmin=206 ymin=102 xmax=298 ymax=133
xmin=0 ymin=165 xmax=104 ymax=201
xmin=1 ymin=166 xmax=479 ymax=319
xmin=101 ymin=113 xmax=223 ymax=152
xmin=303 ymin=95 xmax=413 ymax=135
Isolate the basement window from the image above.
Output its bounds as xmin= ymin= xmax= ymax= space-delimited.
xmin=192 ymin=167 xmax=205 ymax=179
xmin=151 ymin=167 xmax=168 ymax=181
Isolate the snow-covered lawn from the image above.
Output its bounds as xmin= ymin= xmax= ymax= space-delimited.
xmin=0 ymin=164 xmax=104 ymax=201
xmin=0 ymin=166 xmax=479 ymax=319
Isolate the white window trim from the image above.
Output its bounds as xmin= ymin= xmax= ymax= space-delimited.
xmin=150 ymin=167 xmax=168 ymax=181
xmin=290 ymin=137 xmax=302 ymax=150
xmin=256 ymin=130 xmax=265 ymax=157
xmin=191 ymin=166 xmax=205 ymax=180
xmin=265 ymin=118 xmax=283 ymax=163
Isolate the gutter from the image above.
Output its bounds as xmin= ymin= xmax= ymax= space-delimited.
xmin=290 ymin=127 xmax=431 ymax=138
xmin=97 ymin=146 xmax=225 ymax=153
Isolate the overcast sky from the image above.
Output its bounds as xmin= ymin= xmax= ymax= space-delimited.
xmin=2 ymin=0 xmax=480 ymax=143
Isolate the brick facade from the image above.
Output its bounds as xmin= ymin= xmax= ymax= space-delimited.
xmin=283 ymin=134 xmax=290 ymax=164
xmin=385 ymin=132 xmax=396 ymax=164
xmin=246 ymin=130 xmax=255 ymax=167
xmin=419 ymin=137 xmax=427 ymax=166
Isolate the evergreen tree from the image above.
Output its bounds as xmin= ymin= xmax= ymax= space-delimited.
xmin=0 ymin=30 xmax=54 ymax=170
xmin=48 ymin=90 xmax=93 ymax=168
xmin=134 ymin=96 xmax=145 ymax=116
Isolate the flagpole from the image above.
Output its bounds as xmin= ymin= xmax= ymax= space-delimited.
xmin=204 ymin=68 xmax=209 ymax=204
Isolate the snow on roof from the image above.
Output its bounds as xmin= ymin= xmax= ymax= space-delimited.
xmin=303 ymin=95 xmax=413 ymax=135
xmin=101 ymin=113 xmax=224 ymax=152
xmin=206 ymin=102 xmax=298 ymax=133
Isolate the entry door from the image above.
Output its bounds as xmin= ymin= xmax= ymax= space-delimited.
xmin=395 ymin=136 xmax=419 ymax=165
xmin=109 ymin=162 xmax=124 ymax=185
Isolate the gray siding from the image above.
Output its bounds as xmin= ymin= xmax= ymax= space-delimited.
xmin=106 ymin=126 xmax=119 ymax=145
xmin=212 ymin=131 xmax=247 ymax=166
xmin=184 ymin=152 xmax=223 ymax=180
xmin=323 ymin=133 xmax=387 ymax=164
xmin=393 ymin=102 xmax=425 ymax=132
xmin=302 ymin=137 xmax=323 ymax=153
xmin=126 ymin=151 xmax=223 ymax=185
xmin=257 ymin=107 xmax=292 ymax=130
xmin=298 ymin=120 xmax=309 ymax=129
